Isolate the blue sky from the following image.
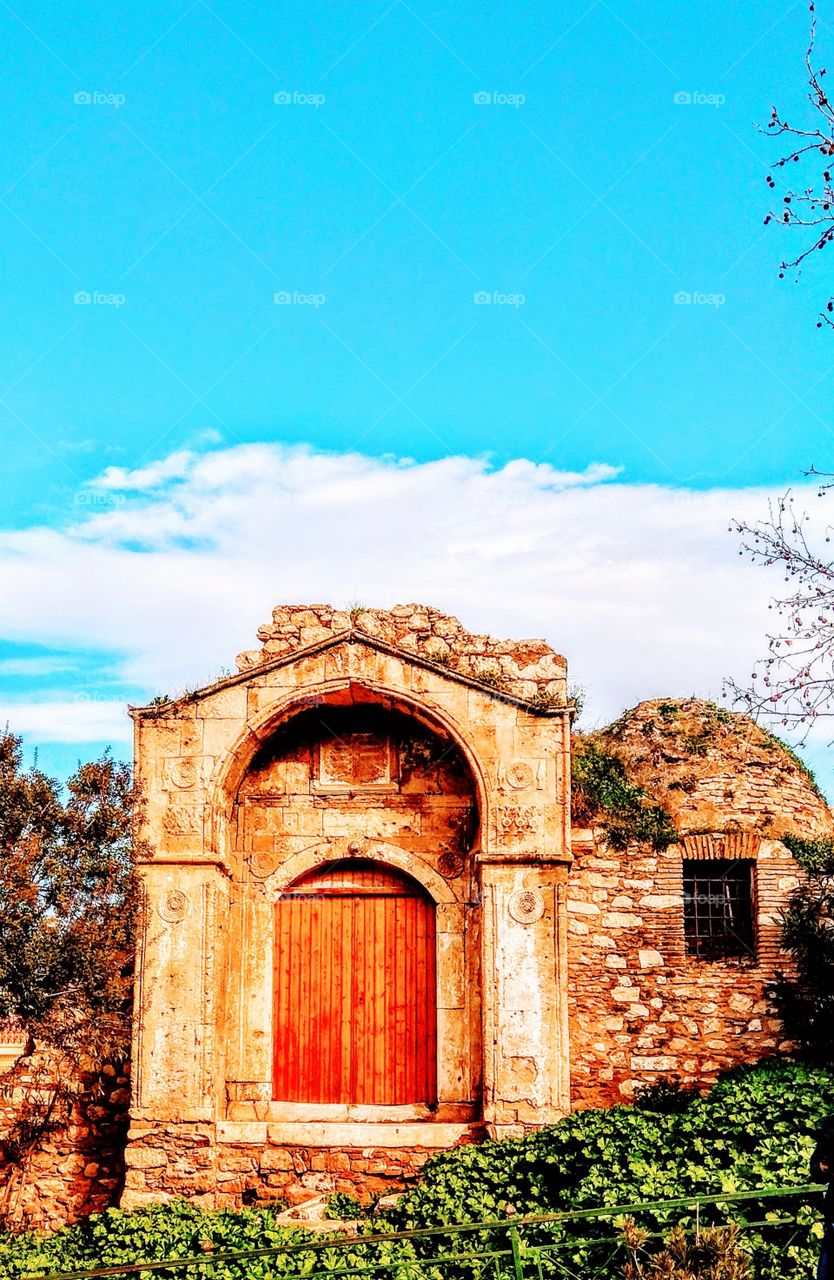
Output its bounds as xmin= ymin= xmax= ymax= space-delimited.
xmin=2 ymin=0 xmax=833 ymax=788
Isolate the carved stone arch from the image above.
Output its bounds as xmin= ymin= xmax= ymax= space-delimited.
xmin=268 ymin=839 xmax=458 ymax=905
xmin=206 ymin=674 xmax=488 ymax=859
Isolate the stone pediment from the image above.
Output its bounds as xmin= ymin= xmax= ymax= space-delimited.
xmin=132 ymin=603 xmax=569 ymax=717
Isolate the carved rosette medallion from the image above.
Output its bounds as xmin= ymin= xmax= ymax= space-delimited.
xmin=157 ymin=889 xmax=190 ymax=923
xmin=249 ymin=850 xmax=280 ymax=879
xmin=438 ymin=849 xmax=467 ymax=880
xmin=508 ymin=888 xmax=545 ymax=925
xmin=167 ymin=759 xmax=198 ymax=790
xmin=506 ymin=762 xmax=534 ymax=790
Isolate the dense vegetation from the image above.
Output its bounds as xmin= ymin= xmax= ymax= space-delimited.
xmin=0 ymin=730 xmax=139 ymax=1060
xmin=1 ymin=1059 xmax=830 ymax=1279
xmin=774 ymin=835 xmax=834 ymax=1065
xmin=571 ymin=740 xmax=677 ymax=850
xmin=0 ymin=730 xmax=140 ymax=1228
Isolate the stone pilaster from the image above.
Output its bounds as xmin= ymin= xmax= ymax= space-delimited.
xmin=479 ymin=857 xmax=571 ymax=1135
xmin=131 ymin=861 xmax=230 ymax=1123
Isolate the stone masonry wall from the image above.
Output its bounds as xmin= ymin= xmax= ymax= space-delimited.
xmin=566 ymin=831 xmax=800 ymax=1110
xmin=0 ymin=1051 xmax=129 ymax=1232
xmin=235 ymin=604 xmax=567 ymax=705
xmin=123 ymin=1124 xmax=479 ymax=1210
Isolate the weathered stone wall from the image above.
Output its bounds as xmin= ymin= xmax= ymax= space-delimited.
xmin=123 ymin=1123 xmax=480 ymax=1209
xmin=567 ymin=698 xmax=830 ymax=1109
xmin=236 ymin=603 xmax=567 ymax=705
xmin=566 ymin=831 xmax=800 ymax=1109
xmin=0 ymin=1052 xmax=129 ymax=1232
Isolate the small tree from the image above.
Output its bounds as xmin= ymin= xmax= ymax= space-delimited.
xmin=771 ymin=835 xmax=834 ymax=1064
xmin=0 ymin=729 xmax=141 ymax=1226
xmin=0 ymin=730 xmax=140 ymax=1061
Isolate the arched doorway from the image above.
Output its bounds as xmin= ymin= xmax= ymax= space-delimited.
xmin=273 ymin=861 xmax=438 ymax=1106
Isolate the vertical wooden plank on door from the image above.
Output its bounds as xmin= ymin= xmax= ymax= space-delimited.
xmin=339 ymin=898 xmax=352 ymax=1103
xmin=308 ymin=896 xmax=321 ymax=1104
xmin=423 ymin=898 xmax=437 ymax=1105
xmin=415 ymin=895 xmax=427 ymax=1103
xmin=372 ymin=895 xmax=387 ymax=1106
xmin=322 ymin=897 xmax=335 ymax=1104
xmin=394 ymin=895 xmax=407 ymax=1102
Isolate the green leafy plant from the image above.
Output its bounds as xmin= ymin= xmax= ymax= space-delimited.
xmin=571 ymin=741 xmax=677 ymax=850
xmin=1 ymin=1061 xmax=830 ymax=1279
xmin=383 ymin=1059 xmax=833 ymax=1280
xmin=772 ymin=835 xmax=834 ymax=1065
xmin=325 ymin=1192 xmax=365 ymax=1221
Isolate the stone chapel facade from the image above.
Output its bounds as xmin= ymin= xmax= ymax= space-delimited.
xmin=120 ymin=604 xmax=831 ymax=1210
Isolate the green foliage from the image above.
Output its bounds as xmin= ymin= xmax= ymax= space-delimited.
xmin=383 ymin=1059 xmax=833 ymax=1279
xmin=781 ymin=835 xmax=834 ymax=873
xmin=771 ymin=842 xmax=834 ymax=1064
xmin=0 ymin=731 xmax=140 ymax=1061
xmin=0 ymin=1062 xmax=829 ymax=1279
xmin=571 ymin=742 xmax=677 ymax=850
xmin=567 ymin=683 xmax=586 ymax=720
xmin=325 ymin=1192 xmax=365 ymax=1220
xmin=0 ymin=1201 xmax=315 ymax=1279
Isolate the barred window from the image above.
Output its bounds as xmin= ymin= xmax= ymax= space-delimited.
xmin=682 ymin=859 xmax=756 ymax=959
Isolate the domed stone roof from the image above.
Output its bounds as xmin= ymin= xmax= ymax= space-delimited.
xmin=587 ymin=697 xmax=833 ymax=839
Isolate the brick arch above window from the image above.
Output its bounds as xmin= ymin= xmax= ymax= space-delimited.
xmin=680 ymin=832 xmax=762 ymax=860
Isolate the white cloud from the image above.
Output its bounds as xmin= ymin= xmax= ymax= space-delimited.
xmin=0 ymin=698 xmax=130 ymax=743
xmin=0 ymin=442 xmax=806 ymax=755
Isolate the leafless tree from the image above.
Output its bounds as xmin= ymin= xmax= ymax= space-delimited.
xmin=727 ymin=477 xmax=834 ymax=740
xmin=764 ymin=3 xmax=834 ymax=326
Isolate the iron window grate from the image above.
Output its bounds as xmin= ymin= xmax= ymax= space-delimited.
xmin=682 ymin=858 xmax=756 ymax=959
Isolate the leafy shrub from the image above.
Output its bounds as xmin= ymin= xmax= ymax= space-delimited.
xmin=0 ymin=1061 xmax=830 ymax=1280
xmin=0 ymin=1201 xmax=314 ymax=1279
xmin=325 ymin=1192 xmax=365 ymax=1220
xmin=385 ymin=1059 xmax=834 ymax=1279
xmin=570 ymin=742 xmax=676 ymax=850
xmin=775 ymin=836 xmax=834 ymax=1064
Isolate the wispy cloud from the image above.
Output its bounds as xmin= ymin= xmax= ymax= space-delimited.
xmin=0 ymin=698 xmax=130 ymax=743
xmin=0 ymin=441 xmax=804 ymax=759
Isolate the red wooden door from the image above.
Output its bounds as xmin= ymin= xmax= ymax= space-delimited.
xmin=273 ymin=862 xmax=437 ymax=1105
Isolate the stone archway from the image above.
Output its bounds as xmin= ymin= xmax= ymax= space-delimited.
xmin=224 ymin=698 xmax=481 ymax=1123
xmin=125 ymin=606 xmax=572 ymax=1210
